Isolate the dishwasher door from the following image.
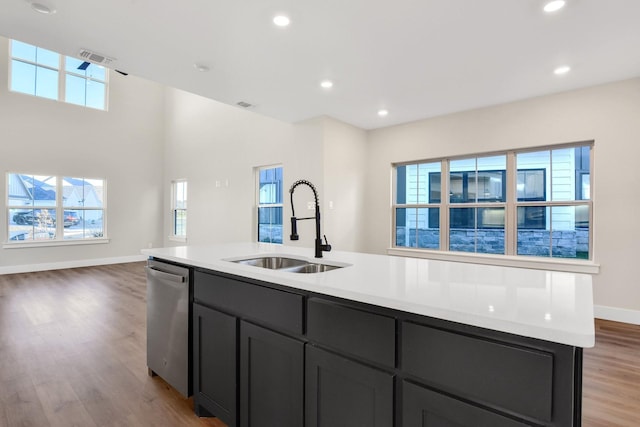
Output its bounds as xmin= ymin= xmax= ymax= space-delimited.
xmin=146 ymin=259 xmax=191 ymax=397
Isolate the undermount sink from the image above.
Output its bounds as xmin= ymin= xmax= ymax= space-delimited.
xmin=282 ymin=263 xmax=342 ymax=273
xmin=228 ymin=256 xmax=345 ymax=274
xmin=232 ymin=256 xmax=309 ymax=269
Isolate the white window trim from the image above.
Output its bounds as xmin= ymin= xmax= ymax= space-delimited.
xmin=3 ymin=238 xmax=110 ymax=249
xmin=8 ymin=39 xmax=109 ymax=110
xmin=169 ymin=179 xmax=187 ymax=242
xmin=5 ymin=173 xmax=108 ymax=246
xmin=387 ymin=247 xmax=600 ymax=274
xmin=391 ymin=141 xmax=595 ymax=272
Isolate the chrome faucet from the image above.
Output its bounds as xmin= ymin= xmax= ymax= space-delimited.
xmin=289 ymin=179 xmax=331 ymax=258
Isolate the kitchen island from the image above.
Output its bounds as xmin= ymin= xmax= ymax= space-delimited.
xmin=143 ymin=242 xmax=595 ymax=427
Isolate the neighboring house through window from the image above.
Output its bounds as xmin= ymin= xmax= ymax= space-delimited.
xmin=171 ymin=180 xmax=187 ymax=240
xmin=6 ymin=173 xmax=106 ymax=243
xmin=257 ymin=166 xmax=283 ymax=244
xmin=394 ymin=142 xmax=593 ymax=260
xmin=9 ymin=39 xmax=108 ymax=110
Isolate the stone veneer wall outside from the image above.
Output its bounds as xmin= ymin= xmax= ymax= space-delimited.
xmin=396 ymin=228 xmax=589 ymax=258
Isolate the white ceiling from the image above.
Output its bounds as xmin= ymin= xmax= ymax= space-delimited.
xmin=1 ymin=0 xmax=639 ymax=129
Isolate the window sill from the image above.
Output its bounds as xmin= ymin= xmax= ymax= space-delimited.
xmin=168 ymin=236 xmax=187 ymax=243
xmin=3 ymin=238 xmax=110 ymax=249
xmin=386 ymin=247 xmax=600 ymax=274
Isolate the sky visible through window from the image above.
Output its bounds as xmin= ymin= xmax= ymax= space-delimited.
xmin=10 ymin=40 xmax=107 ymax=110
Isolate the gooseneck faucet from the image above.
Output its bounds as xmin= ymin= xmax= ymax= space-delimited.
xmin=289 ymin=179 xmax=331 ymax=258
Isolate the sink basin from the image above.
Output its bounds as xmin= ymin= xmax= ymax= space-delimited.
xmin=280 ymin=263 xmax=342 ymax=274
xmin=228 ymin=256 xmax=345 ymax=273
xmin=232 ymin=256 xmax=308 ymax=270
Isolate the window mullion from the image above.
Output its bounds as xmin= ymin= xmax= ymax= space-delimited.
xmin=56 ymin=178 xmax=63 ymax=240
xmin=440 ymin=159 xmax=449 ymax=251
xmin=505 ymin=152 xmax=517 ymax=255
xmin=58 ymin=55 xmax=65 ymax=102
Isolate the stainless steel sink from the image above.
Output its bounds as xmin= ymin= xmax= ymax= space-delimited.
xmin=280 ymin=263 xmax=342 ymax=274
xmin=228 ymin=256 xmax=345 ymax=273
xmin=232 ymin=256 xmax=308 ymax=270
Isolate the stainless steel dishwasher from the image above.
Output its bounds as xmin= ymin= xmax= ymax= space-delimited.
xmin=146 ymin=259 xmax=191 ymax=397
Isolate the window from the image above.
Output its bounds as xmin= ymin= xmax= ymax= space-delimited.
xmin=448 ymin=155 xmax=507 ymax=254
xmin=10 ymin=39 xmax=108 ymax=110
xmin=515 ymin=147 xmax=591 ymax=259
xmin=257 ymin=166 xmax=283 ymax=244
xmin=7 ymin=173 xmax=106 ymax=243
xmin=393 ymin=142 xmax=593 ymax=260
xmin=171 ymin=180 xmax=187 ymax=240
xmin=395 ymin=162 xmax=441 ymax=249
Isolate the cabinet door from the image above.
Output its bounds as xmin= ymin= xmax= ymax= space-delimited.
xmin=402 ymin=381 xmax=528 ymax=427
xmin=193 ymin=303 xmax=237 ymax=427
xmin=306 ymin=345 xmax=394 ymax=427
xmin=240 ymin=321 xmax=304 ymax=427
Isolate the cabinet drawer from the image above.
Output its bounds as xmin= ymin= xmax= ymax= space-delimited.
xmin=401 ymin=321 xmax=553 ymax=422
xmin=194 ymin=271 xmax=304 ymax=335
xmin=402 ymin=380 xmax=528 ymax=427
xmin=307 ymin=298 xmax=396 ymax=368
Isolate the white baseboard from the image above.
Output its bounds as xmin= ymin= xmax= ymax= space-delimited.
xmin=594 ymin=305 xmax=640 ymax=325
xmin=0 ymin=255 xmax=147 ymax=275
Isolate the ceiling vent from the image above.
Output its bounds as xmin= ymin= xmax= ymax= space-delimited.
xmin=77 ymin=49 xmax=115 ymax=66
xmin=236 ymin=101 xmax=253 ymax=108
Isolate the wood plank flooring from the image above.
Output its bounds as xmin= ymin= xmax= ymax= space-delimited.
xmin=582 ymin=319 xmax=640 ymax=426
xmin=0 ymin=263 xmax=224 ymax=427
xmin=0 ymin=262 xmax=638 ymax=426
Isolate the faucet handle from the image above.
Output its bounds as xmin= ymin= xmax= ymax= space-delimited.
xmin=322 ymin=235 xmax=332 ymax=252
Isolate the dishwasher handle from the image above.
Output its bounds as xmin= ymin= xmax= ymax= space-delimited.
xmin=146 ymin=266 xmax=186 ymax=283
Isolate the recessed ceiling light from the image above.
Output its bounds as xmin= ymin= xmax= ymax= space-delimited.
xmin=273 ymin=15 xmax=290 ymax=27
xmin=193 ymin=63 xmax=210 ymax=72
xmin=554 ymin=65 xmax=571 ymax=75
xmin=378 ymin=109 xmax=389 ymax=117
xmin=30 ymin=2 xmax=56 ymax=14
xmin=320 ymin=80 xmax=333 ymax=89
xmin=543 ymin=1 xmax=566 ymax=13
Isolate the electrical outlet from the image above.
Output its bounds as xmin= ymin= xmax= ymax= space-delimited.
xmin=307 ymin=201 xmax=314 ymax=210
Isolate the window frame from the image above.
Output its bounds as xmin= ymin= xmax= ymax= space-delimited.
xmin=9 ymin=39 xmax=109 ymax=110
xmin=5 ymin=173 xmax=108 ymax=248
xmin=256 ymin=165 xmax=284 ymax=244
xmin=391 ymin=142 xmax=595 ymax=270
xmin=170 ymin=179 xmax=187 ymax=242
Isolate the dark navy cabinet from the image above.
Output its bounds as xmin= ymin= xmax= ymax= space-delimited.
xmin=191 ymin=268 xmax=583 ymax=427
xmin=193 ymin=270 xmax=306 ymax=427
xmin=306 ymin=345 xmax=394 ymax=427
xmin=402 ymin=380 xmax=529 ymax=427
xmin=240 ymin=321 xmax=304 ymax=427
xmin=193 ymin=303 xmax=237 ymax=426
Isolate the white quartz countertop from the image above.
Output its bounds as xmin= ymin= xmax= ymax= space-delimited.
xmin=142 ymin=242 xmax=595 ymax=348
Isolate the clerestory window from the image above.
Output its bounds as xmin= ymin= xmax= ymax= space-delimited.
xmin=9 ymin=39 xmax=108 ymax=110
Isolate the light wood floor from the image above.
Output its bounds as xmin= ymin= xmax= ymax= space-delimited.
xmin=0 ymin=263 xmax=224 ymax=427
xmin=582 ymin=319 xmax=640 ymax=426
xmin=1 ymin=263 xmax=638 ymax=426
